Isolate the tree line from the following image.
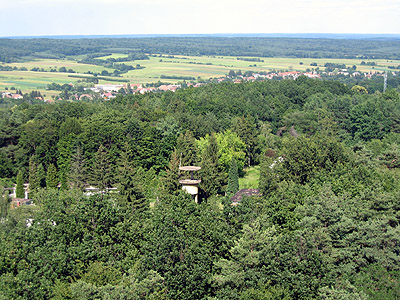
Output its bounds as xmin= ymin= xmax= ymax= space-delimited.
xmin=2 ymin=37 xmax=400 ymax=63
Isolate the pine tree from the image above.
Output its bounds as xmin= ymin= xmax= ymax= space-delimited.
xmin=227 ymin=157 xmax=239 ymax=197
xmin=69 ymin=146 xmax=86 ymax=190
xmin=90 ymin=144 xmax=112 ymax=192
xmin=200 ymin=133 xmax=225 ymax=199
xmin=176 ymin=130 xmax=198 ymax=166
xmin=117 ymin=146 xmax=147 ymax=214
xmin=0 ymin=184 xmax=8 ymax=219
xmin=59 ymin=172 xmax=68 ymax=190
xmin=16 ymin=170 xmax=24 ymax=198
xmin=37 ymin=163 xmax=46 ymax=188
xmin=161 ymin=149 xmax=181 ymax=195
xmin=232 ymin=116 xmax=257 ymax=167
xmin=46 ymin=163 xmax=58 ymax=189
xmin=28 ymin=156 xmax=40 ymax=198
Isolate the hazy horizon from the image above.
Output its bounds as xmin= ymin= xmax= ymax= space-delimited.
xmin=3 ymin=33 xmax=400 ymax=40
xmin=2 ymin=0 xmax=399 ymax=37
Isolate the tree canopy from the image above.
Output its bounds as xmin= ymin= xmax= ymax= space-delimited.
xmin=0 ymin=77 xmax=399 ymax=299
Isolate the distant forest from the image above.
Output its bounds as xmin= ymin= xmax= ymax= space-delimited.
xmin=1 ymin=37 xmax=400 ymax=62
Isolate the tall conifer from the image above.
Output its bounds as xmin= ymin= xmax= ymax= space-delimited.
xmin=46 ymin=163 xmax=58 ymax=189
xmin=176 ymin=130 xmax=198 ymax=166
xmin=161 ymin=149 xmax=181 ymax=195
xmin=16 ymin=170 xmax=24 ymax=198
xmin=28 ymin=156 xmax=39 ymax=198
xmin=37 ymin=163 xmax=46 ymax=188
xmin=117 ymin=144 xmax=147 ymax=214
xmin=69 ymin=146 xmax=86 ymax=190
xmin=200 ymin=133 xmax=225 ymax=199
xmin=0 ymin=185 xmax=8 ymax=219
xmin=90 ymin=144 xmax=112 ymax=192
xmin=227 ymin=157 xmax=239 ymax=197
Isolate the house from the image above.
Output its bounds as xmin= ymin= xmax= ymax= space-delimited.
xmin=303 ymin=72 xmax=321 ymax=79
xmin=278 ymin=71 xmax=300 ymax=79
xmin=158 ymin=85 xmax=170 ymax=91
xmin=11 ymin=198 xmax=33 ymax=208
xmin=130 ymin=83 xmax=143 ymax=90
xmin=138 ymin=87 xmax=156 ymax=94
xmin=102 ymin=92 xmax=115 ymax=99
xmin=95 ymin=84 xmax=123 ymax=92
xmin=12 ymin=94 xmax=23 ymax=99
xmin=79 ymin=94 xmax=93 ymax=100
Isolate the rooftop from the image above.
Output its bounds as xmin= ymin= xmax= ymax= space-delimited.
xmin=179 ymin=166 xmax=201 ymax=171
xmin=230 ymin=189 xmax=262 ymax=205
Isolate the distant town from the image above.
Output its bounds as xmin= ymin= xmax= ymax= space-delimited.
xmin=1 ymin=68 xmax=396 ymax=103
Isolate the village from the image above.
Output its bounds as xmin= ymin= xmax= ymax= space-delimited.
xmin=1 ymin=68 xmax=397 ymax=102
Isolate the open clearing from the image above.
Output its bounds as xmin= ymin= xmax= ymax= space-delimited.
xmin=1 ymin=55 xmax=399 ymax=94
xmin=239 ymin=166 xmax=260 ymax=190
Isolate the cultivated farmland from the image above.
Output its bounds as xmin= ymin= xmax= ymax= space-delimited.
xmin=1 ymin=55 xmax=399 ymax=94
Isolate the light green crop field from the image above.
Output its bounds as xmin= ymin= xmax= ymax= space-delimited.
xmin=97 ymin=53 xmax=129 ymax=59
xmin=1 ymin=55 xmax=399 ymax=95
xmin=122 ymin=55 xmax=400 ymax=83
xmin=8 ymin=59 xmax=115 ymax=73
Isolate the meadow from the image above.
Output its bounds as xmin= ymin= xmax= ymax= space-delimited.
xmin=1 ymin=54 xmax=399 ymax=95
xmin=239 ymin=166 xmax=260 ymax=189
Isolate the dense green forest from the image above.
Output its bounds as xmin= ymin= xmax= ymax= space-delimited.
xmin=1 ymin=37 xmax=400 ymax=63
xmin=1 ymin=77 xmax=400 ymax=299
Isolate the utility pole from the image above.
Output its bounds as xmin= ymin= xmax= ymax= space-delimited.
xmin=384 ymin=71 xmax=388 ymax=93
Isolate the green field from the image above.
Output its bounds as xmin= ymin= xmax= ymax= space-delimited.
xmin=239 ymin=166 xmax=260 ymax=190
xmin=1 ymin=55 xmax=399 ymax=96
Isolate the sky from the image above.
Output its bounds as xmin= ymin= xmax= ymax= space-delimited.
xmin=2 ymin=0 xmax=400 ymax=37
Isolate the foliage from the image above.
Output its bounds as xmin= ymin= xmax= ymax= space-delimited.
xmin=143 ymin=193 xmax=231 ymax=300
xmin=0 ymin=76 xmax=400 ymax=299
xmin=259 ymin=135 xmax=348 ymax=193
xmin=175 ymin=130 xmax=198 ymax=166
xmin=90 ymin=144 xmax=113 ymax=191
xmin=28 ymin=155 xmax=40 ymax=198
xmin=68 ymin=146 xmax=86 ymax=190
xmin=46 ymin=163 xmax=58 ymax=189
xmin=161 ymin=149 xmax=181 ymax=195
xmin=198 ymin=130 xmax=246 ymax=175
xmin=2 ymin=37 xmax=400 ymax=62
xmin=199 ymin=133 xmax=226 ymax=198
xmin=0 ymin=185 xmax=8 ymax=219
xmin=227 ymin=158 xmax=239 ymax=197
xmin=117 ymin=150 xmax=148 ymax=214
xmin=15 ymin=170 xmax=24 ymax=198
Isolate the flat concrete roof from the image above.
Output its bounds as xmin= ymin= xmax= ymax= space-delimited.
xmin=179 ymin=179 xmax=201 ymax=185
xmin=179 ymin=166 xmax=201 ymax=171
